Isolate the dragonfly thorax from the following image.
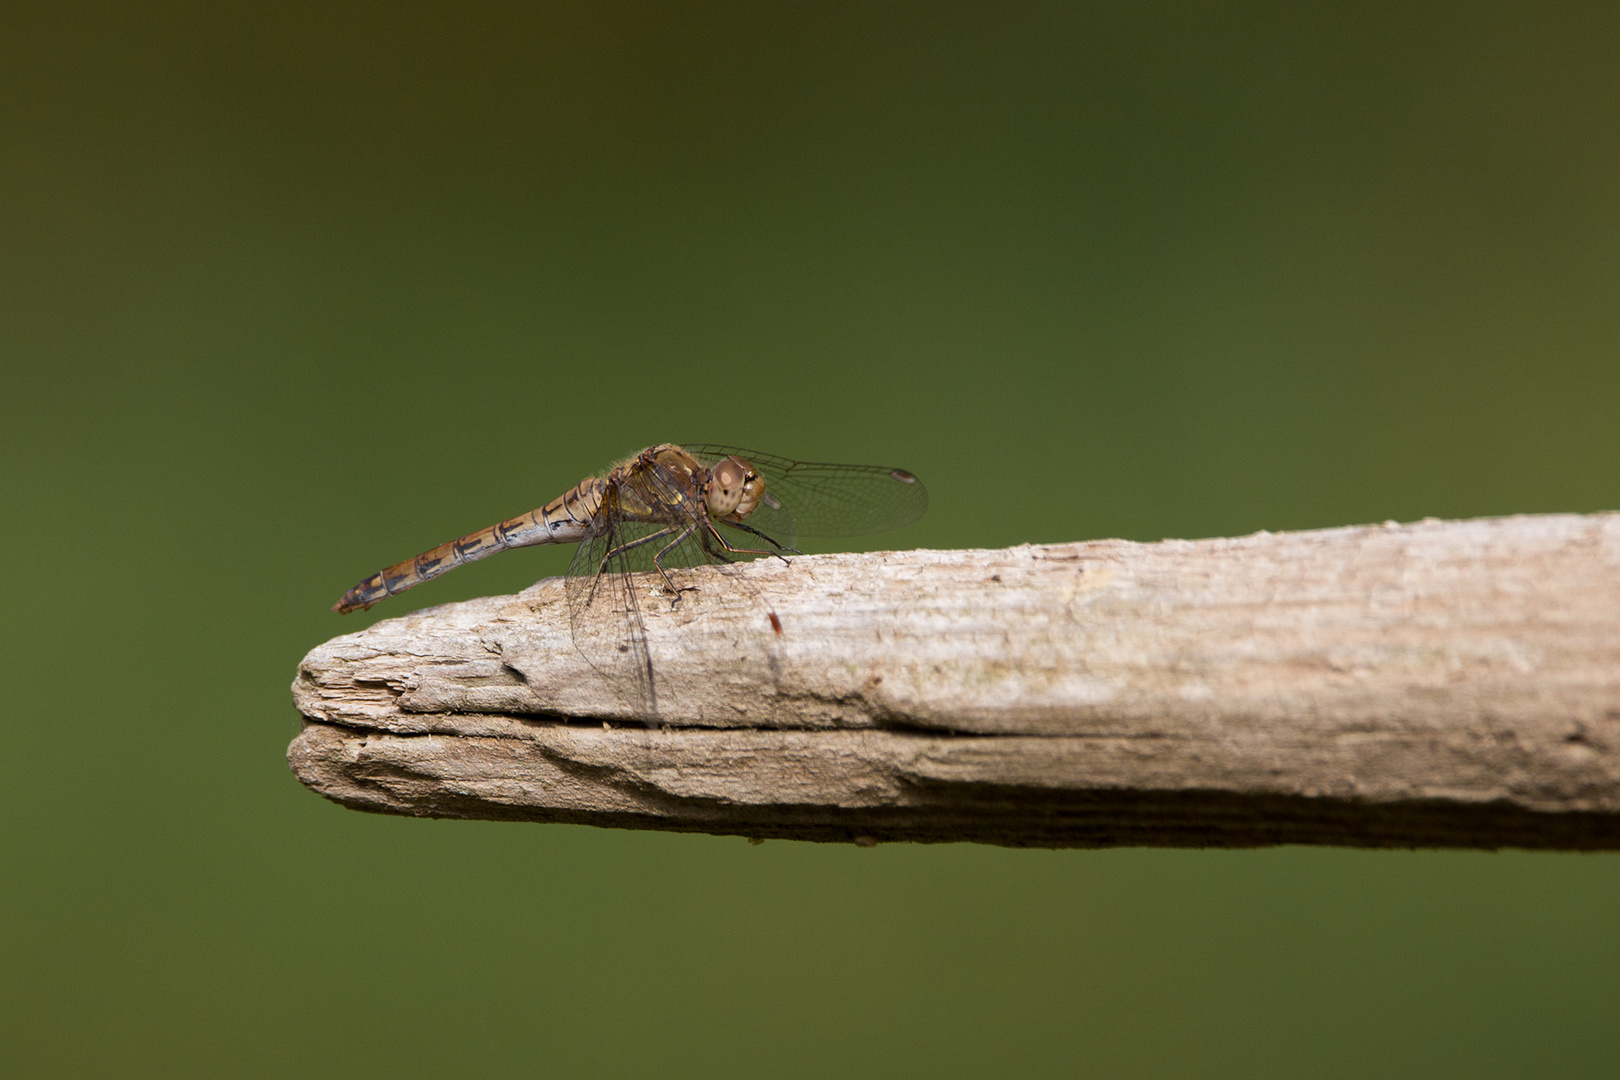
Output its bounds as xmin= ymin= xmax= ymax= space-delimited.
xmin=704 ymin=454 xmax=765 ymax=522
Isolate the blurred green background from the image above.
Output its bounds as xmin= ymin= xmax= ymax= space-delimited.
xmin=4 ymin=2 xmax=1618 ymax=1076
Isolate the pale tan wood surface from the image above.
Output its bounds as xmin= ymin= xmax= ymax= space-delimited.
xmin=289 ymin=513 xmax=1620 ymax=848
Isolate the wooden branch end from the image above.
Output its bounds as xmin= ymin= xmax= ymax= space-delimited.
xmin=289 ymin=513 xmax=1620 ymax=850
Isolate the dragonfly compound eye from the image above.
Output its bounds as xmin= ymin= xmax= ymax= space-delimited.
xmin=706 ymin=455 xmax=764 ymax=520
xmin=706 ymin=457 xmax=748 ymax=516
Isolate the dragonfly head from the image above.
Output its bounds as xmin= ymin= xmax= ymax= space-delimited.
xmin=705 ymin=455 xmax=765 ymax=521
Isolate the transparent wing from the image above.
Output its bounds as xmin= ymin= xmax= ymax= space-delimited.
xmin=682 ymin=445 xmax=929 ymax=541
xmin=565 ymin=522 xmax=661 ymax=723
xmin=563 ymin=464 xmax=732 ymax=723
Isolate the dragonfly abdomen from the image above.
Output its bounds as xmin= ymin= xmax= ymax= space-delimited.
xmin=331 ymin=478 xmax=603 ymax=613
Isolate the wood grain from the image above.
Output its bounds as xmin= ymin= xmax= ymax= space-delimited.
xmin=289 ymin=513 xmax=1620 ymax=848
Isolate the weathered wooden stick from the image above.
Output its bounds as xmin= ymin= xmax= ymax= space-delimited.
xmin=289 ymin=513 xmax=1620 ymax=849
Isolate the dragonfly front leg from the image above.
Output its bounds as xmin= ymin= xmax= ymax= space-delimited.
xmin=697 ymin=526 xmax=736 ymax=565
xmin=707 ymin=521 xmax=795 ymax=563
xmin=721 ymin=519 xmax=798 ymax=555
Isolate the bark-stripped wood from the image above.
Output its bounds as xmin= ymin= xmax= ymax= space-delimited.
xmin=288 ymin=513 xmax=1620 ymax=849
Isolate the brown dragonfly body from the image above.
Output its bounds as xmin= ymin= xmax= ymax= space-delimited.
xmin=332 ymin=442 xmax=927 ymax=719
xmin=333 ymin=444 xmax=765 ymax=614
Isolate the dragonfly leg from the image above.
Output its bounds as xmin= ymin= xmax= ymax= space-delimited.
xmin=651 ymin=523 xmax=702 ymax=604
xmin=597 ymin=527 xmax=677 ymax=572
xmin=587 ymin=526 xmax=678 ymax=605
xmin=708 ymin=521 xmax=796 ymax=564
xmin=722 ymin=519 xmax=797 ymax=554
xmin=696 ymin=525 xmax=737 ymax=564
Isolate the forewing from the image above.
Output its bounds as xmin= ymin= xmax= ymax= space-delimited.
xmin=682 ymin=445 xmax=928 ymax=539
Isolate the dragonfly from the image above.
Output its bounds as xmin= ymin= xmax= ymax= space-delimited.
xmin=332 ymin=443 xmax=928 ymax=719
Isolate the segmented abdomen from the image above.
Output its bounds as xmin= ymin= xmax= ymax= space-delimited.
xmin=331 ymin=478 xmax=603 ymax=613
